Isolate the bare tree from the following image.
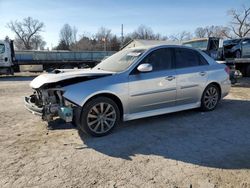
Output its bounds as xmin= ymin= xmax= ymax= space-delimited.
xmin=131 ymin=25 xmax=159 ymax=40
xmin=71 ymin=27 xmax=118 ymax=51
xmin=109 ymin=35 xmax=120 ymax=51
xmin=14 ymin=38 xmax=26 ymax=50
xmin=95 ymin=27 xmax=112 ymax=51
xmin=228 ymin=5 xmax=250 ymax=38
xmin=194 ymin=25 xmax=231 ymax=39
xmin=59 ymin=24 xmax=77 ymax=47
xmin=195 ymin=27 xmax=207 ymax=38
xmin=95 ymin=27 xmax=112 ymax=42
xmin=56 ymin=24 xmax=78 ymax=50
xmin=55 ymin=40 xmax=69 ymax=50
xmin=169 ymin=31 xmax=192 ymax=41
xmin=72 ymin=26 xmax=78 ymax=44
xmin=212 ymin=26 xmax=231 ymax=38
xmin=154 ymin=33 xmax=163 ymax=40
xmin=71 ymin=35 xmax=93 ymax=51
xmin=7 ymin=17 xmax=45 ymax=50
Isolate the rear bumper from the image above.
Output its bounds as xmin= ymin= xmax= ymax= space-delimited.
xmin=24 ymin=96 xmax=43 ymax=116
xmin=221 ymin=79 xmax=231 ymax=98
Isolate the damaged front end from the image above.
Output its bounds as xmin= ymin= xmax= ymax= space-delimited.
xmin=24 ymin=69 xmax=113 ymax=123
xmin=24 ymin=87 xmax=75 ymax=123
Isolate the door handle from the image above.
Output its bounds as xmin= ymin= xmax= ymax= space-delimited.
xmin=165 ymin=75 xmax=175 ymax=81
xmin=199 ymin=71 xmax=206 ymax=76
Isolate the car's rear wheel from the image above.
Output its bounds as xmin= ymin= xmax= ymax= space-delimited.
xmin=79 ymin=97 xmax=120 ymax=136
xmin=201 ymin=84 xmax=220 ymax=111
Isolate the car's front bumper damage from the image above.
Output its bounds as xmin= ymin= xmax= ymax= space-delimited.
xmin=24 ymin=89 xmax=74 ymax=123
xmin=24 ymin=96 xmax=43 ymax=116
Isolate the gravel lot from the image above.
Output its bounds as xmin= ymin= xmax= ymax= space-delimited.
xmin=0 ymin=74 xmax=250 ymax=188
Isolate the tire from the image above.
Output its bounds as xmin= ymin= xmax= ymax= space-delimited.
xmin=235 ymin=50 xmax=241 ymax=58
xmin=79 ymin=97 xmax=120 ymax=137
xmin=200 ymin=84 xmax=220 ymax=111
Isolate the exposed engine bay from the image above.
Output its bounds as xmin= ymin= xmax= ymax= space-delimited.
xmin=24 ymin=69 xmax=112 ymax=122
xmin=25 ymin=87 xmax=74 ymax=122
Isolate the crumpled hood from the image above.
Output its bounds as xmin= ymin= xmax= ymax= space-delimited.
xmin=30 ymin=68 xmax=114 ymax=89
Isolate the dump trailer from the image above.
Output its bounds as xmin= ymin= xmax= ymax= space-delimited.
xmin=0 ymin=38 xmax=115 ymax=75
xmin=15 ymin=50 xmax=115 ymax=72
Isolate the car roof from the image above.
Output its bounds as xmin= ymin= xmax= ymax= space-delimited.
xmin=129 ymin=44 xmax=198 ymax=51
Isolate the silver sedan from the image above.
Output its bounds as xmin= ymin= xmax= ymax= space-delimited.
xmin=25 ymin=45 xmax=231 ymax=136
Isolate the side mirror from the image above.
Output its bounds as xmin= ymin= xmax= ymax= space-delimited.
xmin=137 ymin=63 xmax=153 ymax=72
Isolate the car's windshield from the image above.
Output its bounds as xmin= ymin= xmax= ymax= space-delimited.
xmin=183 ymin=40 xmax=208 ymax=50
xmin=94 ymin=48 xmax=145 ymax=72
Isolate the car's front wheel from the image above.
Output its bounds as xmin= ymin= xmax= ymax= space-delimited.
xmin=79 ymin=97 xmax=120 ymax=136
xmin=201 ymin=84 xmax=220 ymax=111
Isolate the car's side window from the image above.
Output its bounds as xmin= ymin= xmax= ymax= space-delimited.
xmin=130 ymin=48 xmax=173 ymax=75
xmin=175 ymin=48 xmax=208 ymax=68
xmin=199 ymin=53 xmax=209 ymax=65
xmin=140 ymin=48 xmax=173 ymax=71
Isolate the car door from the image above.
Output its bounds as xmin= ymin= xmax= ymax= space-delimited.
xmin=174 ymin=48 xmax=209 ymax=106
xmin=128 ymin=48 xmax=177 ymax=114
xmin=241 ymin=39 xmax=250 ymax=58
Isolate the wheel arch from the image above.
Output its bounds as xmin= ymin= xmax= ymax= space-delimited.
xmin=205 ymin=82 xmax=222 ymax=99
xmin=82 ymin=92 xmax=124 ymax=120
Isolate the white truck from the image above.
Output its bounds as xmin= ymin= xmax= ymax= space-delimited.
xmin=0 ymin=38 xmax=15 ymax=75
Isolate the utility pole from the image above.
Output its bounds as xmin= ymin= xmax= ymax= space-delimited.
xmin=121 ymin=24 xmax=124 ymax=49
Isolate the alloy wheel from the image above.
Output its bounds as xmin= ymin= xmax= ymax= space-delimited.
xmin=87 ymin=102 xmax=117 ymax=134
xmin=203 ymin=86 xmax=219 ymax=110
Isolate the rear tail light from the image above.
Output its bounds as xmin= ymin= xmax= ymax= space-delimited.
xmin=224 ymin=66 xmax=230 ymax=75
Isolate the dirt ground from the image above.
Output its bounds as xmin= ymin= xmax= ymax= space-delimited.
xmin=0 ymin=73 xmax=249 ymax=188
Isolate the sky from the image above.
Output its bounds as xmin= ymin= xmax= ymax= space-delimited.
xmin=0 ymin=0 xmax=249 ymax=49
